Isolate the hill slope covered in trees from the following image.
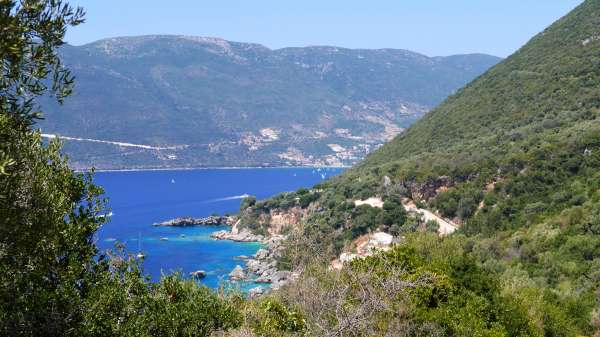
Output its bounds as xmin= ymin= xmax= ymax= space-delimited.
xmin=231 ymin=1 xmax=600 ymax=335
xmin=4 ymin=0 xmax=600 ymax=336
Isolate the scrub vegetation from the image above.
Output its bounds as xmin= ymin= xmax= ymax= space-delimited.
xmin=2 ymin=0 xmax=600 ymax=336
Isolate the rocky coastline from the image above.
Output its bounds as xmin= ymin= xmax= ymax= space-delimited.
xmin=210 ymin=228 xmax=264 ymax=242
xmin=213 ymin=228 xmax=297 ymax=297
xmin=152 ymin=215 xmax=234 ymax=227
xmin=154 ymin=214 xmax=296 ymax=297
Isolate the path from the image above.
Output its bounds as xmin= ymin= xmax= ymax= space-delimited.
xmin=41 ymin=133 xmax=187 ymax=150
xmin=402 ymin=200 xmax=458 ymax=236
xmin=354 ymin=197 xmax=458 ymax=236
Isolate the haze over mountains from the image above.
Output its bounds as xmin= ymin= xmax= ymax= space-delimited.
xmin=38 ymin=36 xmax=500 ymax=169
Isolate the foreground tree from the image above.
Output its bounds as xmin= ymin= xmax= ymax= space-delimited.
xmin=0 ymin=1 xmax=103 ymax=335
xmin=0 ymin=2 xmax=241 ymax=336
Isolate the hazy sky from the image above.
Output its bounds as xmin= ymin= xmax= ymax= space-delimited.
xmin=66 ymin=0 xmax=584 ymax=57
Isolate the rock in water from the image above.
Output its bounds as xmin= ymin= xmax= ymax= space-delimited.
xmin=189 ymin=270 xmax=207 ymax=279
xmin=229 ymin=265 xmax=246 ymax=281
xmin=153 ymin=215 xmax=233 ymax=227
xmin=211 ymin=228 xmax=265 ymax=242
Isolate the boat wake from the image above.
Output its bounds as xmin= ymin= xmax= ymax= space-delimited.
xmin=209 ymin=194 xmax=250 ymax=202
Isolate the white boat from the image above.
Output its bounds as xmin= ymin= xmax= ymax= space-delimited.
xmin=136 ymin=232 xmax=146 ymax=259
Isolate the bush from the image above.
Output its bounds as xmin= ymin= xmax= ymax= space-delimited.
xmin=78 ymin=259 xmax=241 ymax=337
xmin=351 ymin=205 xmax=382 ymax=237
xmin=240 ymin=196 xmax=257 ymax=210
xmin=247 ymin=298 xmax=306 ymax=337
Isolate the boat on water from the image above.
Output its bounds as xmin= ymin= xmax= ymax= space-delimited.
xmin=136 ymin=232 xmax=146 ymax=259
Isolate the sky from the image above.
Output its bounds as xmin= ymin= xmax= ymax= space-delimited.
xmin=65 ymin=0 xmax=584 ymax=58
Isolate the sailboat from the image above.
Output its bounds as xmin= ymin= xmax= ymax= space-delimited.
xmin=136 ymin=232 xmax=146 ymax=259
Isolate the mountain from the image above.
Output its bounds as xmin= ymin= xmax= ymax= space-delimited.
xmin=37 ymin=36 xmax=500 ymax=169
xmin=234 ymin=1 xmax=600 ymax=335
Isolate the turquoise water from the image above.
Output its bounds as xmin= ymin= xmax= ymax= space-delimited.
xmin=94 ymin=167 xmax=343 ymax=288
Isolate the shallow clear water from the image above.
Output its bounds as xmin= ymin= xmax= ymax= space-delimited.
xmin=94 ymin=167 xmax=343 ymax=288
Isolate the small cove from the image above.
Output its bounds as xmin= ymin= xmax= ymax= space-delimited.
xmin=94 ymin=167 xmax=343 ymax=288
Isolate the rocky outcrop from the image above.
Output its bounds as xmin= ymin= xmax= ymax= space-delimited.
xmin=211 ymin=228 xmax=265 ymax=242
xmin=409 ymin=176 xmax=452 ymax=201
xmin=153 ymin=215 xmax=234 ymax=227
xmin=189 ymin=270 xmax=206 ymax=279
xmin=214 ymin=207 xmax=306 ymax=295
xmin=330 ymin=231 xmax=397 ymax=270
xmin=265 ymin=207 xmax=307 ymax=235
xmin=229 ymin=265 xmax=246 ymax=281
xmin=224 ymin=234 xmax=298 ymax=295
xmin=244 ymin=236 xmax=298 ymax=290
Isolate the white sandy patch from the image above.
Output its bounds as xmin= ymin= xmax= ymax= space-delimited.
xmin=354 ymin=197 xmax=384 ymax=208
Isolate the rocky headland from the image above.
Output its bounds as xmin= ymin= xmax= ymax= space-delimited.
xmin=152 ymin=215 xmax=235 ymax=227
xmin=212 ymin=225 xmax=297 ymax=297
xmin=210 ymin=228 xmax=264 ymax=242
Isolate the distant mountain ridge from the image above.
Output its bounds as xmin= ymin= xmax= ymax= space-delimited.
xmin=38 ymin=35 xmax=501 ymax=169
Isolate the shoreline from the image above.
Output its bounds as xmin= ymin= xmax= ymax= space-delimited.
xmin=77 ymin=165 xmax=350 ymax=173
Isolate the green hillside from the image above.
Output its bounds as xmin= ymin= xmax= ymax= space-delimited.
xmin=233 ymin=1 xmax=600 ymax=335
xmin=247 ymin=0 xmax=600 ymax=245
xmin=4 ymin=0 xmax=600 ymax=335
xmin=304 ymin=1 xmax=600 ymax=230
xmin=361 ymin=0 xmax=599 ymax=167
xmin=334 ymin=0 xmax=600 ymax=234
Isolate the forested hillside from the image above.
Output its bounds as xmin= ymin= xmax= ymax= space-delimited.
xmin=231 ymin=1 xmax=600 ymax=335
xmin=4 ymin=0 xmax=600 ymax=336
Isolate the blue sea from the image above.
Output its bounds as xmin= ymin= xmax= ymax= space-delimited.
xmin=94 ymin=167 xmax=343 ymax=288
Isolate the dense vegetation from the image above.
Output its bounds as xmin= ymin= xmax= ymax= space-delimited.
xmin=261 ymin=233 xmax=594 ymax=336
xmin=0 ymin=2 xmax=240 ymax=336
xmin=3 ymin=0 xmax=600 ymax=336
xmin=235 ymin=0 xmax=600 ymax=335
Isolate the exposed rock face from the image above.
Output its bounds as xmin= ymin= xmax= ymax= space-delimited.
xmin=266 ymin=207 xmax=307 ymax=235
xmin=402 ymin=176 xmax=453 ymax=201
xmin=254 ymin=248 xmax=269 ymax=260
xmin=210 ymin=210 xmax=303 ymax=295
xmin=370 ymin=232 xmax=394 ymax=246
xmin=211 ymin=228 xmax=264 ymax=242
xmin=330 ymin=231 xmax=396 ymax=270
xmin=153 ymin=215 xmax=234 ymax=227
xmin=229 ymin=235 xmax=298 ymax=295
xmin=189 ymin=270 xmax=206 ymax=279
